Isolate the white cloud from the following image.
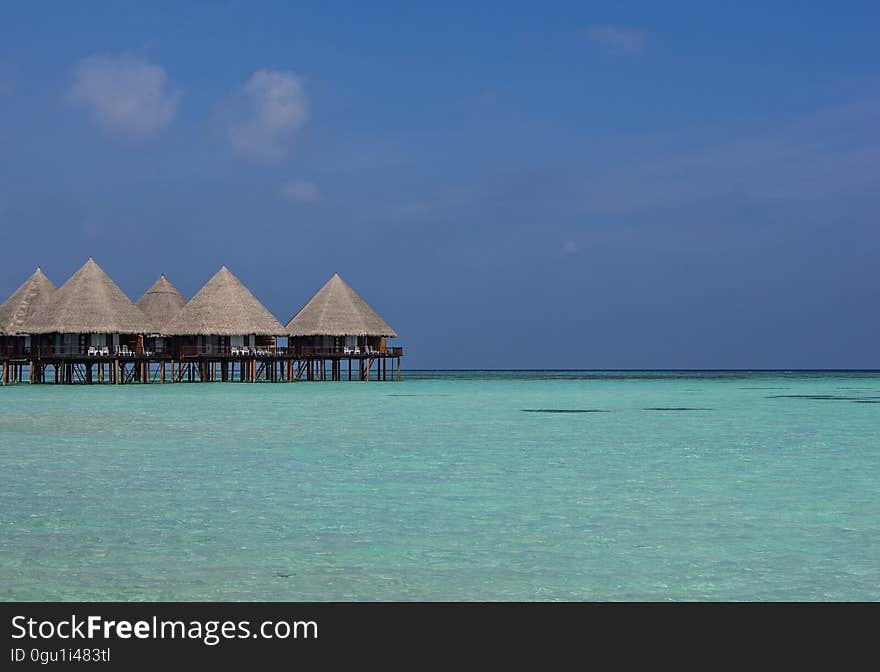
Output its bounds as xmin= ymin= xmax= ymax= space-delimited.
xmin=225 ymin=69 xmax=309 ymax=160
xmin=280 ymin=179 xmax=321 ymax=203
xmin=68 ymin=54 xmax=180 ymax=138
xmin=586 ymin=26 xmax=645 ymax=54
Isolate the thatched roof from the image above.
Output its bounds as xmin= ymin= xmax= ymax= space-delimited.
xmin=285 ymin=273 xmax=397 ymax=337
xmin=22 ymin=258 xmax=151 ymax=335
xmin=161 ymin=266 xmax=284 ymax=336
xmin=0 ymin=267 xmax=56 ymax=336
xmin=136 ymin=274 xmax=186 ymax=332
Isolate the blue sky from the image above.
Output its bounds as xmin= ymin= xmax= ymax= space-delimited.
xmin=1 ymin=1 xmax=878 ymax=368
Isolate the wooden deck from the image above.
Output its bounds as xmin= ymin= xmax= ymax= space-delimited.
xmin=0 ymin=347 xmax=404 ymax=384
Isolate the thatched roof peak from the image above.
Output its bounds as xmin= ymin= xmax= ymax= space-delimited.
xmin=21 ymin=258 xmax=151 ymax=335
xmin=285 ymin=273 xmax=397 ymax=338
xmin=136 ymin=274 xmax=186 ymax=332
xmin=139 ymin=274 xmax=183 ymax=298
xmin=0 ymin=267 xmax=56 ymax=336
xmin=161 ymin=266 xmax=284 ymax=336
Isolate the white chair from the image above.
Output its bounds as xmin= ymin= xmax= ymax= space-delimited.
xmin=87 ymin=346 xmax=98 ymax=356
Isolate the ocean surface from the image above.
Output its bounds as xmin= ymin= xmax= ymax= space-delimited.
xmin=1 ymin=370 xmax=877 ymax=601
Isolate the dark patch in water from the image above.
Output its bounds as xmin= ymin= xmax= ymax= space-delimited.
xmin=643 ymin=407 xmax=712 ymax=411
xmin=767 ymin=394 xmax=880 ymax=401
xmin=276 ymin=573 xmax=295 ymax=578
xmin=386 ymin=394 xmax=450 ymax=397
xmin=522 ymin=409 xmax=610 ymax=413
xmin=767 ymin=394 xmax=838 ymax=399
xmin=851 ymin=400 xmax=880 ymax=404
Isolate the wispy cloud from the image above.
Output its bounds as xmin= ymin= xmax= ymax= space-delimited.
xmin=586 ymin=25 xmax=645 ymax=55
xmin=223 ymin=69 xmax=309 ymax=160
xmin=280 ymin=179 xmax=321 ymax=203
xmin=382 ymin=184 xmax=486 ymax=222
xmin=580 ymin=99 xmax=880 ymax=213
xmin=561 ymin=240 xmax=579 ymax=256
xmin=68 ymin=54 xmax=180 ymax=138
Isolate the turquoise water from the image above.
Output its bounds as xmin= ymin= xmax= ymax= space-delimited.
xmin=1 ymin=371 xmax=878 ymax=601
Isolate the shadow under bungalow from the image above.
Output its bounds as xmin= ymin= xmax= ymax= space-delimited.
xmin=0 ymin=259 xmax=402 ymax=385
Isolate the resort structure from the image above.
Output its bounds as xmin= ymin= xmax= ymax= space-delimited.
xmin=135 ymin=274 xmax=187 ymax=356
xmin=161 ymin=266 xmax=286 ymax=382
xmin=0 ymin=261 xmax=402 ymax=385
xmin=286 ymin=273 xmax=401 ymax=381
xmin=0 ymin=267 xmax=56 ymax=383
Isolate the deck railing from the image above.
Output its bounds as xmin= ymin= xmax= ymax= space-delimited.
xmin=179 ymin=345 xmax=287 ymax=358
xmin=25 ymin=345 xmax=157 ymax=358
xmin=2 ymin=344 xmax=404 ymax=359
xmin=294 ymin=346 xmax=403 ymax=357
xmin=178 ymin=345 xmax=405 ymax=358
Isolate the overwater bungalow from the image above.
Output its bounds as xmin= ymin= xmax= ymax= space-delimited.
xmin=136 ymin=274 xmax=186 ymax=356
xmin=1 ymin=263 xmax=403 ymax=385
xmin=161 ymin=266 xmax=284 ymax=358
xmin=285 ymin=273 xmax=401 ymax=380
xmin=286 ymin=273 xmax=398 ymax=354
xmin=0 ymin=267 xmax=55 ymax=382
xmin=17 ymin=258 xmax=153 ymax=383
